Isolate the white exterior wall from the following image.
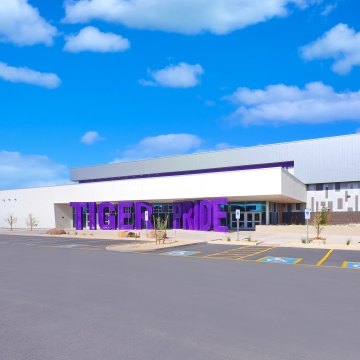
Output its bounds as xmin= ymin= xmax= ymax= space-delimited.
xmin=306 ymin=182 xmax=360 ymax=212
xmin=0 ymin=167 xmax=306 ymax=229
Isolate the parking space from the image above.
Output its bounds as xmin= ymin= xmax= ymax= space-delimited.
xmin=321 ymin=249 xmax=360 ymax=268
xmin=257 ymin=256 xmax=302 ymax=265
xmin=245 ymin=247 xmax=329 ymax=265
xmin=151 ymin=242 xmax=241 ymax=256
xmin=152 ymin=243 xmax=360 ymax=270
xmin=2 ymin=234 xmax=360 ymax=270
xmin=0 ymin=234 xmax=146 ymax=251
xmin=202 ymin=245 xmax=274 ymax=260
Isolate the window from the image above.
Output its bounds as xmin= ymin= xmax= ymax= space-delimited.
xmin=335 ymin=183 xmax=341 ymax=191
xmin=295 ymin=203 xmax=300 ymax=211
xmin=337 ymin=198 xmax=343 ymax=210
xmin=316 ymin=184 xmax=323 ymax=191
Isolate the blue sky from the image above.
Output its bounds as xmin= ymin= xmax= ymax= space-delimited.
xmin=1 ymin=0 xmax=360 ymax=189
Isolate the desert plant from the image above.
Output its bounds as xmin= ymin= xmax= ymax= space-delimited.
xmin=227 ymin=236 xmax=231 ymax=242
xmin=346 ymin=238 xmax=351 ymax=246
xmin=5 ymin=213 xmax=17 ymax=230
xmin=313 ymin=207 xmax=330 ymax=239
xmin=153 ymin=215 xmax=168 ymax=244
xmin=26 ymin=213 xmax=38 ymax=231
xmin=301 ymin=237 xmax=307 ymax=244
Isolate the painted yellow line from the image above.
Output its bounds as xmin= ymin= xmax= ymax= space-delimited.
xmin=342 ymin=261 xmax=348 ymax=268
xmin=256 ymin=256 xmax=267 ymax=262
xmin=229 ymin=249 xmax=266 ymax=252
xmin=206 ymin=247 xmax=273 ymax=259
xmin=136 ymin=252 xmax=349 ymax=270
xmin=294 ymin=258 xmax=303 ymax=264
xmin=203 ymin=246 xmax=246 ymax=258
xmin=316 ymin=249 xmax=334 ymax=267
xmin=237 ymin=247 xmax=274 ymax=260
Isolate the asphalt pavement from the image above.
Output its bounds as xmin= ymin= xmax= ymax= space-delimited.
xmin=0 ymin=234 xmax=359 ymax=360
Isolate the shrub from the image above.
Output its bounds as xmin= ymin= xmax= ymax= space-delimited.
xmin=4 ymin=214 xmax=17 ymax=230
xmin=26 ymin=214 xmax=38 ymax=231
xmin=313 ymin=207 xmax=330 ymax=239
xmin=46 ymin=228 xmax=66 ymax=235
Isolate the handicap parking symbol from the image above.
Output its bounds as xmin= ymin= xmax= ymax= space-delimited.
xmin=343 ymin=261 xmax=360 ymax=269
xmin=259 ymin=256 xmax=302 ymax=264
xmin=164 ymin=250 xmax=200 ymax=257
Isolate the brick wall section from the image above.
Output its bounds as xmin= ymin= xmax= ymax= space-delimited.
xmin=282 ymin=211 xmax=360 ymax=225
xmin=323 ymin=211 xmax=360 ymax=225
xmin=282 ymin=212 xmax=305 ymax=225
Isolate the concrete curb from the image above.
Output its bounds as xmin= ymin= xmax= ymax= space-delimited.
xmin=106 ymin=240 xmax=208 ymax=253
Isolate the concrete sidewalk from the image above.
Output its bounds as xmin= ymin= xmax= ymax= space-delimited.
xmin=1 ymin=225 xmax=359 ymax=251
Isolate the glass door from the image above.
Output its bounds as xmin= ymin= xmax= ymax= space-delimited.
xmin=246 ymin=213 xmax=254 ymax=229
xmin=230 ymin=210 xmax=245 ymax=229
xmin=253 ymin=212 xmax=261 ymax=226
xmin=245 ymin=212 xmax=262 ymax=229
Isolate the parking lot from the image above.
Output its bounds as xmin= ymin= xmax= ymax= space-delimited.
xmin=0 ymin=232 xmax=360 ymax=360
xmin=1 ymin=233 xmax=360 ymax=360
xmin=0 ymin=234 xmax=147 ymax=251
xmin=2 ymin=234 xmax=360 ymax=270
xmin=147 ymin=243 xmax=360 ymax=269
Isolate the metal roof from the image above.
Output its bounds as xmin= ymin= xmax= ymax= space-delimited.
xmin=71 ymin=133 xmax=360 ymax=185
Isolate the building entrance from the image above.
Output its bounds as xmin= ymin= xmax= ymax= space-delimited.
xmin=230 ymin=211 xmax=262 ymax=230
xmin=229 ymin=202 xmax=265 ymax=230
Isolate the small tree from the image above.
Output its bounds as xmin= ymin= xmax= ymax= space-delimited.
xmin=26 ymin=213 xmax=39 ymax=231
xmin=153 ymin=215 xmax=168 ymax=244
xmin=313 ymin=207 xmax=330 ymax=239
xmin=5 ymin=214 xmax=17 ymax=230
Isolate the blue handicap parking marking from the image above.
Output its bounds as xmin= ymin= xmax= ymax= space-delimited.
xmin=164 ymin=250 xmax=200 ymax=257
xmin=343 ymin=261 xmax=360 ymax=269
xmin=259 ymin=256 xmax=302 ymax=264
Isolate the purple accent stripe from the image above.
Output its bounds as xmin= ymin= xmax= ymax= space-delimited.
xmin=78 ymin=161 xmax=294 ymax=184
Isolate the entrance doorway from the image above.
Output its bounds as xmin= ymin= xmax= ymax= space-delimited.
xmin=230 ymin=211 xmax=261 ymax=230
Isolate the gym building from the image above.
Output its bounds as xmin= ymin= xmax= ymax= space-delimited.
xmin=1 ymin=134 xmax=359 ymax=232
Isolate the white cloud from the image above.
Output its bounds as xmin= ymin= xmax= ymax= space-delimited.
xmin=81 ymin=131 xmax=104 ymax=145
xmin=64 ymin=26 xmax=130 ymax=53
xmin=140 ymin=63 xmax=204 ymax=88
xmin=301 ymin=23 xmax=360 ymax=74
xmin=226 ymin=81 xmax=360 ymax=125
xmin=114 ymin=133 xmax=203 ymax=161
xmin=214 ymin=142 xmax=233 ymax=150
xmin=0 ymin=151 xmax=69 ymax=189
xmin=64 ymin=0 xmax=312 ymax=35
xmin=0 ymin=61 xmax=61 ymax=88
xmin=0 ymin=0 xmax=57 ymax=46
xmin=321 ymin=3 xmax=337 ymax=16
